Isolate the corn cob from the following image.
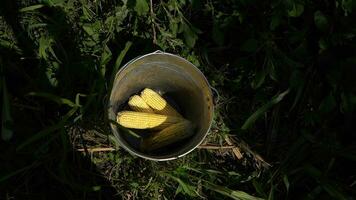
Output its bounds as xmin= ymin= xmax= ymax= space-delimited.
xmin=128 ymin=95 xmax=154 ymax=113
xmin=117 ymin=111 xmax=183 ymax=130
xmin=140 ymin=88 xmax=182 ymax=117
xmin=141 ymin=120 xmax=194 ymax=151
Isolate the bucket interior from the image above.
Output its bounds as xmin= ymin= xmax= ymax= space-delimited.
xmin=108 ymin=53 xmax=213 ymax=160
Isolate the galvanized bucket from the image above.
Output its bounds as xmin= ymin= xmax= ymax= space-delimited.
xmin=108 ymin=51 xmax=214 ymax=161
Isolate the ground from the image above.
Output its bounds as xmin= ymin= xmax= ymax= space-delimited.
xmin=1 ymin=0 xmax=356 ymax=199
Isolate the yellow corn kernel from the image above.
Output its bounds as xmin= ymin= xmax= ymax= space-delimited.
xmin=117 ymin=111 xmax=183 ymax=130
xmin=141 ymin=88 xmax=182 ymax=117
xmin=128 ymin=95 xmax=154 ymax=113
xmin=141 ymin=120 xmax=194 ymax=151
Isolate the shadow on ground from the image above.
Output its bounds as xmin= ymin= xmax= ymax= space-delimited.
xmin=0 ymin=1 xmax=117 ymax=199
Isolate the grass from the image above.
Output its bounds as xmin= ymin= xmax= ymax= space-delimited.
xmin=1 ymin=0 xmax=356 ymax=199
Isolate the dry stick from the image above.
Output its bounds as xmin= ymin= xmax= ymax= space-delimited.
xmin=77 ymin=147 xmax=115 ymax=153
xmin=238 ymin=140 xmax=271 ymax=167
xmin=150 ymin=0 xmax=157 ymax=44
xmin=225 ymin=136 xmax=243 ymax=160
xmin=197 ymin=145 xmax=236 ymax=150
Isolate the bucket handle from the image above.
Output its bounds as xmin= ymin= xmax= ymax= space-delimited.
xmin=153 ymin=50 xmax=164 ymax=54
xmin=210 ymin=85 xmax=220 ymax=105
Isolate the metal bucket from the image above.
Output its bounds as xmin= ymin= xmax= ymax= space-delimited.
xmin=108 ymin=51 xmax=214 ymax=161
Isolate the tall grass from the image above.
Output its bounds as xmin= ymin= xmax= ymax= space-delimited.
xmin=1 ymin=0 xmax=356 ymax=199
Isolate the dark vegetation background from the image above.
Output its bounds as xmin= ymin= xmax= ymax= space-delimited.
xmin=1 ymin=0 xmax=356 ymax=199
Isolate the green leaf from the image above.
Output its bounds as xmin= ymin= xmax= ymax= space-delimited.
xmin=341 ymin=93 xmax=356 ymax=112
xmin=2 ymin=79 xmax=13 ymax=141
xmin=82 ymin=6 xmax=93 ymax=21
xmin=203 ymin=180 xmax=263 ymax=200
xmin=305 ymin=165 xmax=348 ymax=199
xmin=75 ymin=93 xmax=87 ymax=107
xmin=178 ymin=21 xmax=185 ymax=33
xmin=288 ymin=4 xmax=304 ymax=17
xmin=100 ymin=45 xmax=112 ymax=77
xmin=28 ymin=23 xmax=47 ymax=29
xmin=83 ymin=25 xmax=94 ymax=36
xmin=134 ymin=0 xmax=149 ymax=16
xmin=268 ymin=185 xmax=274 ymax=200
xmin=113 ymin=41 xmax=132 ymax=74
xmin=0 ymin=39 xmax=21 ymax=54
xmin=164 ymin=173 xmax=197 ymax=197
xmin=19 ymin=4 xmax=44 ymax=12
xmin=319 ymin=93 xmax=336 ymax=113
xmin=191 ymin=0 xmax=203 ymax=9
xmin=228 ymin=171 xmax=240 ymax=176
xmin=289 ymin=83 xmax=304 ymax=112
xmin=183 ymin=23 xmax=198 ymax=48
xmin=28 ymin=92 xmax=78 ymax=107
xmin=306 ymin=186 xmax=323 ymax=199
xmin=231 ymin=191 xmax=263 ymax=200
xmin=17 ymin=107 xmax=77 ymax=151
xmin=0 ymin=163 xmax=37 ymax=182
xmin=268 ymin=59 xmax=278 ymax=81
xmin=318 ymin=38 xmax=328 ymax=52
xmin=92 ymin=186 xmax=101 ymax=191
xmin=283 ymin=175 xmax=290 ymax=193
xmin=175 ymin=185 xmax=183 ymax=195
xmin=242 ymin=89 xmax=290 ymax=130
xmin=314 ymin=11 xmax=328 ymax=31
xmin=251 ymin=69 xmax=266 ymax=89
xmin=42 ymin=0 xmax=66 ymax=7
xmin=270 ymin=15 xmax=280 ymax=30
xmin=169 ymin=19 xmax=179 ymax=35
xmin=289 ymin=70 xmax=304 ymax=88
xmin=46 ymin=61 xmax=59 ymax=87
xmin=340 ymin=0 xmax=354 ymax=16
xmin=83 ymin=24 xmax=97 ymax=37
xmin=110 ymin=41 xmax=132 ymax=86
xmin=252 ymin=180 xmax=266 ymax=197
xmin=38 ymin=36 xmax=54 ymax=60
xmin=212 ymin=21 xmax=224 ymax=46
xmin=241 ymin=39 xmax=258 ymax=53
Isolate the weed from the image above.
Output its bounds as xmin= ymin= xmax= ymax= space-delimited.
xmin=1 ymin=0 xmax=356 ymax=199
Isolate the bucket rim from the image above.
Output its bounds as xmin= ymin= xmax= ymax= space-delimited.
xmin=109 ymin=50 xmax=214 ymax=161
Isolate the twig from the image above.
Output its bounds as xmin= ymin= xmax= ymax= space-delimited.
xmin=198 ymin=145 xmax=236 ymax=150
xmin=225 ymin=136 xmax=243 ymax=160
xmin=77 ymin=147 xmax=115 ymax=153
xmin=11 ymin=102 xmax=41 ymax=111
xmin=237 ymin=139 xmax=271 ymax=168
xmin=150 ymin=0 xmax=157 ymax=44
